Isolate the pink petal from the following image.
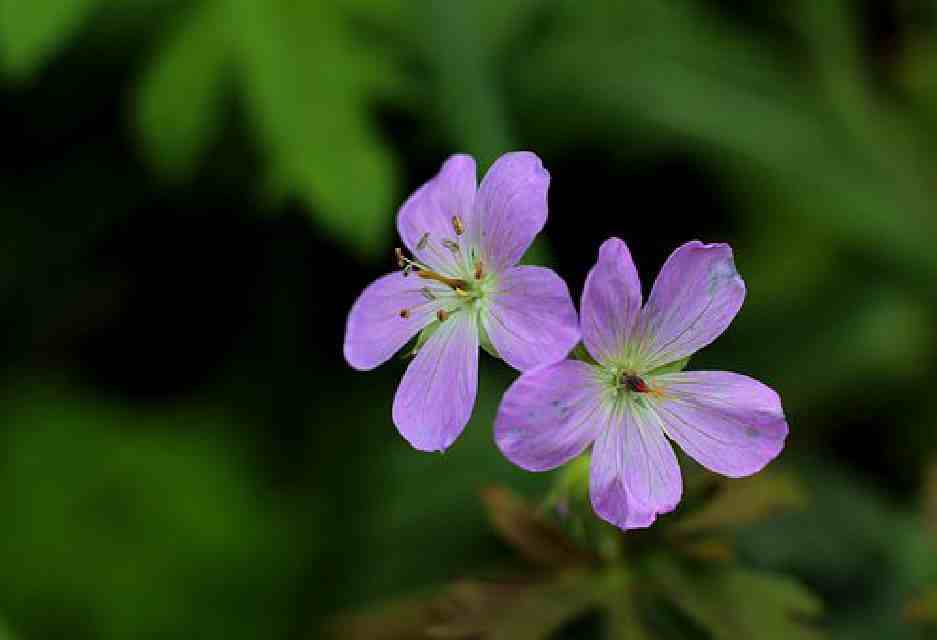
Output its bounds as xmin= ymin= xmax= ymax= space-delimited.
xmin=494 ymin=360 xmax=604 ymax=471
xmin=589 ymin=402 xmax=682 ymax=530
xmin=397 ymin=154 xmax=477 ymax=274
xmin=580 ymin=238 xmax=643 ymax=365
xmin=392 ymin=312 xmax=479 ymax=452
xmin=640 ymin=241 xmax=745 ymax=369
xmin=344 ymin=272 xmax=443 ymax=371
xmin=473 ymin=152 xmax=550 ymax=272
xmin=483 ymin=266 xmax=580 ymax=372
xmin=653 ymin=371 xmax=788 ymax=478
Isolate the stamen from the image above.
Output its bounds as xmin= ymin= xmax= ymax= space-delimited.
xmin=441 ymin=239 xmax=461 ymax=254
xmin=474 ymin=259 xmax=485 ymax=280
xmin=416 ymin=232 xmax=430 ymax=251
xmin=420 ymin=287 xmax=436 ymax=301
xmin=418 ymin=270 xmax=467 ymax=290
xmin=399 ymin=309 xmax=411 ymax=319
xmin=403 ymin=264 xmax=413 ymax=278
xmin=451 ymin=216 xmax=464 ymax=236
xmin=437 ymin=309 xmax=449 ymax=322
xmin=395 ymin=247 xmax=406 ymax=268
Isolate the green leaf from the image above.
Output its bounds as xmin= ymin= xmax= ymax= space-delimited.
xmin=130 ymin=0 xmax=403 ymax=256
xmin=653 ymin=560 xmax=826 ymax=640
xmin=480 ymin=486 xmax=595 ymax=569
xmin=135 ymin=0 xmax=231 ymax=179
xmin=486 ymin=571 xmax=604 ymax=640
xmin=0 ymin=386 xmax=301 ymax=640
xmin=404 ymin=1 xmax=516 ymax=164
xmin=601 ymin=570 xmax=653 ymax=640
xmin=671 ymin=471 xmax=807 ymax=536
xmin=230 ymin=0 xmax=400 ymax=258
xmin=0 ymin=0 xmax=103 ymax=80
xmin=330 ymin=572 xmax=603 ymax=640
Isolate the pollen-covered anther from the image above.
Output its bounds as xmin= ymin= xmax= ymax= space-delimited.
xmin=441 ymin=239 xmax=461 ymax=255
xmin=474 ymin=259 xmax=485 ymax=280
xmin=395 ymin=247 xmax=406 ymax=268
xmin=437 ymin=309 xmax=449 ymax=322
xmin=451 ymin=216 xmax=464 ymax=236
xmin=399 ymin=309 xmax=411 ymax=319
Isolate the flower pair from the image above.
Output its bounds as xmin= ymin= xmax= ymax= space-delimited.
xmin=344 ymin=152 xmax=788 ymax=529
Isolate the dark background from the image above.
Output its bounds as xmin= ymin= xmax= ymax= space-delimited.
xmin=1 ymin=0 xmax=937 ymax=638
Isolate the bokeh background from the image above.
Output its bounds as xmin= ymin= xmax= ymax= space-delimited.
xmin=2 ymin=0 xmax=937 ymax=638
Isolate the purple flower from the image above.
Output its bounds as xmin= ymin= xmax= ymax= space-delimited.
xmin=344 ymin=152 xmax=580 ymax=452
xmin=494 ymin=238 xmax=788 ymax=530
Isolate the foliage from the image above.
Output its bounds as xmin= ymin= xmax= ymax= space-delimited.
xmin=330 ymin=472 xmax=822 ymax=639
xmin=2 ymin=0 xmax=937 ymax=639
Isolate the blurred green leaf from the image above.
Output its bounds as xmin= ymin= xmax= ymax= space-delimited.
xmin=230 ymin=0 xmax=399 ymax=257
xmin=0 ymin=386 xmax=302 ymax=640
xmin=326 ymin=590 xmax=443 ymax=639
xmin=603 ymin=586 xmax=652 ymax=640
xmin=481 ymin=486 xmax=596 ymax=569
xmin=653 ymin=560 xmax=826 ymax=640
xmin=671 ymin=471 xmax=807 ymax=536
xmin=135 ymin=0 xmax=231 ymax=179
xmin=410 ymin=2 xmax=514 ymax=164
xmin=484 ymin=571 xmax=602 ymax=640
xmin=330 ymin=572 xmax=602 ymax=640
xmin=0 ymin=0 xmax=103 ymax=79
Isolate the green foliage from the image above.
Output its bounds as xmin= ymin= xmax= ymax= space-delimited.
xmin=334 ymin=476 xmax=822 ymax=639
xmin=0 ymin=386 xmax=302 ymax=640
xmin=652 ymin=561 xmax=825 ymax=640
xmin=134 ymin=0 xmax=403 ymax=256
xmin=0 ymin=0 xmax=103 ymax=79
xmin=5 ymin=1 xmax=937 ymax=639
xmin=135 ymin=0 xmax=231 ymax=180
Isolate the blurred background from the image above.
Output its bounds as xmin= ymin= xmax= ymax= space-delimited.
xmin=1 ymin=0 xmax=937 ymax=638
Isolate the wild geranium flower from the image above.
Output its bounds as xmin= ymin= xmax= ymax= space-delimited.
xmin=494 ymin=238 xmax=788 ymax=530
xmin=344 ymin=152 xmax=579 ymax=452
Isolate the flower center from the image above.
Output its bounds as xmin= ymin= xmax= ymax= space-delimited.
xmin=395 ymin=215 xmax=493 ymax=323
xmin=620 ymin=373 xmax=650 ymax=393
xmin=601 ymin=365 xmax=657 ymax=400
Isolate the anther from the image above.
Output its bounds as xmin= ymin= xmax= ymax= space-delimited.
xmin=441 ymin=239 xmax=461 ymax=254
xmin=402 ymin=264 xmax=413 ymax=278
xmin=417 ymin=232 xmax=430 ymax=251
xmin=395 ymin=247 xmax=406 ymax=268
xmin=437 ymin=309 xmax=449 ymax=322
xmin=399 ymin=309 xmax=411 ymax=319
xmin=420 ymin=287 xmax=436 ymax=301
xmin=452 ymin=216 xmax=464 ymax=236
xmin=474 ymin=259 xmax=485 ymax=280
